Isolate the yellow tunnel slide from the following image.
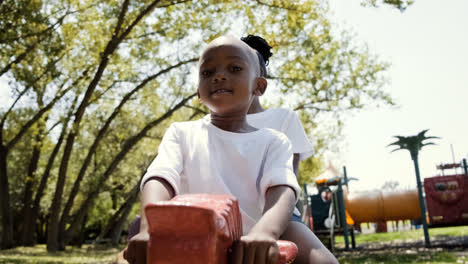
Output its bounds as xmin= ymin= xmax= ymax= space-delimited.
xmin=344 ymin=189 xmax=421 ymax=223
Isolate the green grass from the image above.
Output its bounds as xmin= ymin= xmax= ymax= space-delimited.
xmin=335 ymin=225 xmax=468 ymax=264
xmin=335 ymin=225 xmax=468 ymax=245
xmin=1 ymin=226 xmax=467 ymax=263
xmin=338 ymin=251 xmax=460 ymax=264
xmin=0 ymin=244 xmax=122 ymax=264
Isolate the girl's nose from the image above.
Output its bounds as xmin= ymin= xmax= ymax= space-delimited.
xmin=213 ymin=71 xmax=227 ymax=82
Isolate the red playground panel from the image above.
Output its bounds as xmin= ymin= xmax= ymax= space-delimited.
xmin=145 ymin=194 xmax=298 ymax=264
xmin=424 ymin=174 xmax=468 ymax=226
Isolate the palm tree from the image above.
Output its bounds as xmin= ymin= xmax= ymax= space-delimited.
xmin=388 ymin=129 xmax=439 ymax=248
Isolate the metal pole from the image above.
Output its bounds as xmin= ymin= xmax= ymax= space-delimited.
xmin=337 ymin=179 xmax=350 ymax=250
xmin=463 ymin=159 xmax=468 ymax=176
xmin=343 ymin=166 xmax=349 ymax=189
xmin=412 ymin=155 xmax=431 ymax=248
xmin=303 ymin=183 xmax=309 ymax=197
xmin=451 ymin=144 xmax=458 ymax=174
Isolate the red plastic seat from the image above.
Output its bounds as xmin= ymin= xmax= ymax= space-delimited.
xmin=145 ymin=194 xmax=297 ymax=264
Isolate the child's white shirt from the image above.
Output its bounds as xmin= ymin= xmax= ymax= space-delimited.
xmin=141 ymin=118 xmax=301 ymax=234
xmin=205 ymin=108 xmax=314 ymax=217
xmin=204 ymin=108 xmax=314 ymax=160
xmin=246 ymin=108 xmax=314 ymax=161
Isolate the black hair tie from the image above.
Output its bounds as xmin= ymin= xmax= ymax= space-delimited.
xmin=241 ymin=35 xmax=273 ymax=66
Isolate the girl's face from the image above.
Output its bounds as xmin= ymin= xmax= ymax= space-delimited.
xmin=198 ymin=39 xmax=262 ymax=116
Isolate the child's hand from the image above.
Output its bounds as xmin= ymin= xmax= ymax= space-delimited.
xmin=123 ymin=232 xmax=149 ymax=264
xmin=230 ymin=232 xmax=279 ymax=264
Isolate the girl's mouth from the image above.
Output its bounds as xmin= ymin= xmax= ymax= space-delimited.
xmin=211 ymin=89 xmax=233 ymax=95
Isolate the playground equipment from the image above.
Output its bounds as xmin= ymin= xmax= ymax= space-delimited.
xmin=303 ymin=166 xmax=357 ymax=252
xmin=305 ymin=167 xmax=423 ymax=252
xmin=304 ymin=159 xmax=468 ymax=252
xmin=145 ymin=194 xmax=297 ymax=264
xmin=424 ymin=159 xmax=468 ymax=227
xmin=344 ymin=189 xmax=421 ymax=223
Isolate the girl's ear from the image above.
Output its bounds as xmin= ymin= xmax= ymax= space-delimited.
xmin=197 ymin=89 xmax=204 ymax=103
xmin=253 ymin=77 xmax=267 ymax=96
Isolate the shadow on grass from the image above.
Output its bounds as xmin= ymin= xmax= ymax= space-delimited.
xmin=334 ymin=226 xmax=468 ymax=263
xmin=0 ymin=244 xmax=122 ymax=264
xmin=338 ymin=251 xmax=456 ymax=264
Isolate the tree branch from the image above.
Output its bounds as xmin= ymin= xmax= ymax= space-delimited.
xmin=254 ymin=0 xmax=301 ymax=11
xmin=0 ymin=86 xmax=30 ymax=129
xmin=64 ymin=92 xmax=197 ymax=241
xmin=113 ymin=0 xmax=130 ymax=37
xmin=0 ymin=43 xmax=39 ymax=77
xmin=116 ymin=0 xmax=162 ymax=44
xmin=59 ymin=58 xmax=198 ymax=233
xmin=183 ymin=105 xmax=208 ymax=117
xmin=5 ymin=66 xmax=90 ymax=149
xmin=0 ymin=9 xmax=69 ymax=44
xmin=268 ymin=75 xmax=318 ymax=85
xmin=156 ymin=0 xmax=192 ymax=8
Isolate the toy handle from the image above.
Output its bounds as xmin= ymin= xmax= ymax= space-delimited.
xmin=277 ymin=240 xmax=298 ymax=264
xmin=145 ymin=195 xmax=299 ymax=264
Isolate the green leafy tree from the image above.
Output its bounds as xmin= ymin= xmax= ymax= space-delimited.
xmin=1 ymin=0 xmax=394 ymax=250
xmin=388 ymin=129 xmax=439 ymax=248
xmin=0 ymin=0 xmax=74 ymax=248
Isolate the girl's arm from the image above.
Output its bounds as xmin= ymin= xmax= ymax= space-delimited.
xmin=254 ymin=185 xmax=296 ymax=239
xmin=293 ymin=153 xmax=300 ymax=176
xmin=231 ymin=185 xmax=296 ymax=264
xmin=124 ymin=178 xmax=174 ymax=264
xmin=139 ymin=177 xmax=175 ymax=232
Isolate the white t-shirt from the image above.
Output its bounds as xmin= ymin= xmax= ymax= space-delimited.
xmin=205 ymin=108 xmax=314 ymax=216
xmin=204 ymin=108 xmax=314 ymax=160
xmin=141 ymin=118 xmax=301 ymax=234
xmin=246 ymin=108 xmax=314 ymax=161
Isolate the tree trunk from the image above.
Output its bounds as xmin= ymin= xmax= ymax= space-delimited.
xmin=47 ymin=120 xmax=81 ymax=251
xmin=49 ymin=0 xmax=163 ymax=251
xmin=20 ymin=142 xmax=42 ymax=245
xmin=0 ymin=145 xmax=13 ymax=249
xmin=109 ymin=189 xmax=138 ymax=245
xmin=29 ymin=95 xmax=77 ymax=248
xmin=36 ymin=213 xmax=47 ymax=244
xmin=47 ymin=29 xmax=116 ymax=254
xmin=59 ymin=58 xmax=197 ymax=244
xmin=63 ymin=93 xmax=195 ymax=243
xmin=20 ymin=119 xmax=47 ymax=246
xmin=97 ymin=183 xmax=139 ymax=245
xmin=0 ymin=80 xmax=74 ymax=249
xmin=68 ymin=213 xmax=88 ymax=247
xmin=411 ymin=154 xmax=431 ymax=248
xmin=0 ymin=73 xmax=74 ymax=250
xmin=29 ymin=126 xmax=68 ymax=245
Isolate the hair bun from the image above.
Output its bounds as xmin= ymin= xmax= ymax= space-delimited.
xmin=241 ymin=35 xmax=273 ymax=65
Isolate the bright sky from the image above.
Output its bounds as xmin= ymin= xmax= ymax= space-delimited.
xmin=327 ymin=0 xmax=468 ymax=191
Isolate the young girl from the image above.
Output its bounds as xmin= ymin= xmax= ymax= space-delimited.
xmin=241 ymin=35 xmax=336 ymax=264
xmin=241 ymin=34 xmax=314 ymax=169
xmin=124 ymin=36 xmax=337 ymax=264
xmin=204 ymin=35 xmax=314 ymax=216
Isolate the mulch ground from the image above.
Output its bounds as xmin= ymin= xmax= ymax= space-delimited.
xmin=334 ymin=235 xmax=468 ymax=257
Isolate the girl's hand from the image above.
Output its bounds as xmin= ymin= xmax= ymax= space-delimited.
xmin=230 ymin=232 xmax=279 ymax=264
xmin=123 ymin=231 xmax=149 ymax=264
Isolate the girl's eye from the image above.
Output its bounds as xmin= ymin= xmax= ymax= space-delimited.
xmin=231 ymin=66 xmax=242 ymax=72
xmin=201 ymin=70 xmax=213 ymax=77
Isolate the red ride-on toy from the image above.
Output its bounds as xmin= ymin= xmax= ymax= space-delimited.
xmin=145 ymin=194 xmax=298 ymax=264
